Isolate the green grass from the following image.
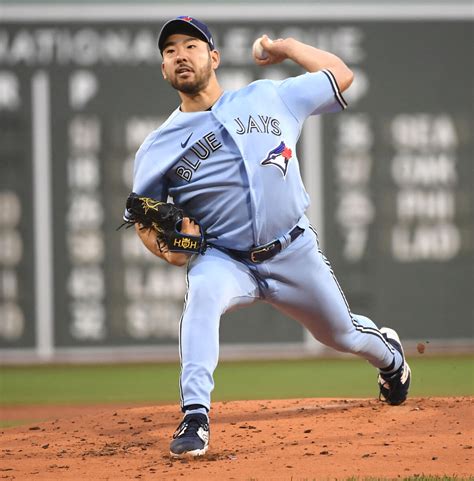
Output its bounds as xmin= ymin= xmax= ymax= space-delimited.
xmin=0 ymin=356 xmax=472 ymax=407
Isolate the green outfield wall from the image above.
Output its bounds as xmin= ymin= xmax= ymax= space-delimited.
xmin=0 ymin=3 xmax=472 ymax=361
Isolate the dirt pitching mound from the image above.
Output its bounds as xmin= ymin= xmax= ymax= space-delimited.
xmin=1 ymin=397 xmax=472 ymax=480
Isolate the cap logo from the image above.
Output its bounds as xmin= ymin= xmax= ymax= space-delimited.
xmin=179 ymin=16 xmax=193 ymax=22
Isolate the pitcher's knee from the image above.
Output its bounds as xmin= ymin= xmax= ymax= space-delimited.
xmin=327 ymin=331 xmax=363 ymax=354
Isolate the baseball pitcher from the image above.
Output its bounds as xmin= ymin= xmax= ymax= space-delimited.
xmin=123 ymin=16 xmax=411 ymax=458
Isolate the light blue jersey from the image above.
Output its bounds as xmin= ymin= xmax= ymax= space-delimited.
xmin=130 ymin=70 xmax=346 ymax=249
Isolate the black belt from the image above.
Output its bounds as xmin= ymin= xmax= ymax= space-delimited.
xmin=226 ymin=226 xmax=304 ymax=264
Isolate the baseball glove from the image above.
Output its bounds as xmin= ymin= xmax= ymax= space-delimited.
xmin=122 ymin=192 xmax=207 ymax=254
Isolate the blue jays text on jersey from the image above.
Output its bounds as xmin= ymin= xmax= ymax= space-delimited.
xmin=233 ymin=115 xmax=282 ymax=136
xmin=129 ymin=69 xmax=347 ymax=250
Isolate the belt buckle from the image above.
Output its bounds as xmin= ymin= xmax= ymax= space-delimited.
xmin=249 ymin=242 xmax=274 ymax=263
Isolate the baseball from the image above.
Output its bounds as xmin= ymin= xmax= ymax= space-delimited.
xmin=252 ymin=36 xmax=272 ymax=60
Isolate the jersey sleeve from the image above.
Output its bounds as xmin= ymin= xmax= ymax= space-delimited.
xmin=123 ymin=138 xmax=169 ymax=222
xmin=276 ymin=69 xmax=348 ymax=122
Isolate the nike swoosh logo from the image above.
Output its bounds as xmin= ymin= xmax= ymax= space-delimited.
xmin=181 ymin=132 xmax=193 ymax=149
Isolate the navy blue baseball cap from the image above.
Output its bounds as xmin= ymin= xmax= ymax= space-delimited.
xmin=158 ymin=16 xmax=216 ymax=53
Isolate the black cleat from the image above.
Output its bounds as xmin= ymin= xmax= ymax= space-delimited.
xmin=170 ymin=413 xmax=210 ymax=458
xmin=378 ymin=327 xmax=411 ymax=406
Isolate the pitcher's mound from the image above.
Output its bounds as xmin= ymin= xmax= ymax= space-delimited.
xmin=1 ymin=397 xmax=472 ymax=480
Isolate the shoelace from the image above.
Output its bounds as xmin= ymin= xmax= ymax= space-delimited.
xmin=173 ymin=418 xmax=206 ymax=439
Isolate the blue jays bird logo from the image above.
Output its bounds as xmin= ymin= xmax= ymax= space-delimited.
xmin=261 ymin=141 xmax=293 ymax=177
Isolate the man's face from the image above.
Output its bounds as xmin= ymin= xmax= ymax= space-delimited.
xmin=161 ymin=33 xmax=219 ymax=94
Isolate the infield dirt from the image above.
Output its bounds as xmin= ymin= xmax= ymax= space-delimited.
xmin=1 ymin=397 xmax=472 ymax=480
